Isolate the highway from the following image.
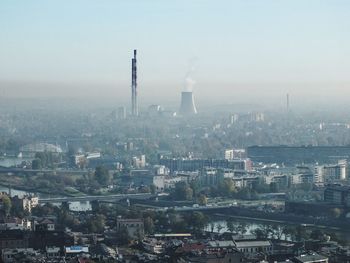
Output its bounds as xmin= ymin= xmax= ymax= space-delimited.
xmin=38 ymin=193 xmax=154 ymax=203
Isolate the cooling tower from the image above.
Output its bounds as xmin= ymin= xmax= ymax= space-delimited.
xmin=180 ymin=91 xmax=197 ymax=115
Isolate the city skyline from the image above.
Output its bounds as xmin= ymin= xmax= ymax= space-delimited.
xmin=0 ymin=2 xmax=350 ymax=259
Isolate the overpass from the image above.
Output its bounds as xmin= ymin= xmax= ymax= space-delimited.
xmin=39 ymin=193 xmax=154 ymax=203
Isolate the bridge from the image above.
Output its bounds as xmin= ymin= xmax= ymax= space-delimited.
xmin=38 ymin=193 xmax=154 ymax=203
xmin=155 ymin=204 xmax=235 ymax=212
xmin=0 ymin=167 xmax=90 ymax=176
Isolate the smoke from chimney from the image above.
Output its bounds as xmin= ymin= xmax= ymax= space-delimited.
xmin=184 ymin=57 xmax=198 ymax=92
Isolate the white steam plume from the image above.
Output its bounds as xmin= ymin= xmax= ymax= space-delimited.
xmin=184 ymin=57 xmax=198 ymax=92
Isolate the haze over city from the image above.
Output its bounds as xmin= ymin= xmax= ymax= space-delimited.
xmin=1 ymin=0 xmax=350 ymax=109
xmin=1 ymin=2 xmax=350 ymax=262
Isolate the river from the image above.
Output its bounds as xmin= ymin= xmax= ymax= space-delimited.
xmin=0 ymin=157 xmax=32 ymax=168
xmin=2 ymin=184 xmax=348 ymax=242
xmin=208 ymin=216 xmax=350 ymax=245
xmin=206 ymin=218 xmax=260 ymax=235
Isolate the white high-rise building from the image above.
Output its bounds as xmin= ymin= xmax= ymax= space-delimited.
xmin=224 ymin=149 xmax=234 ymax=160
xmin=315 ymin=161 xmax=347 ymax=183
xmin=132 ymin=155 xmax=146 ymax=168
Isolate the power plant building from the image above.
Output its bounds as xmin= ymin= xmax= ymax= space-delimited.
xmin=179 ymin=91 xmax=197 ymax=115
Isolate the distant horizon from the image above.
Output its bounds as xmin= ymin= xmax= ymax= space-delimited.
xmin=1 ymin=79 xmax=350 ymax=111
xmin=1 ymin=1 xmax=350 ymax=109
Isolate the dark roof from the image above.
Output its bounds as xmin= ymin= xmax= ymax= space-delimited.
xmin=38 ymin=218 xmax=54 ymax=224
xmin=0 ymin=229 xmax=26 ymax=239
xmin=294 ymin=252 xmax=328 ymax=263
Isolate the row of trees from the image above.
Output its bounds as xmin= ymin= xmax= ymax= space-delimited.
xmin=171 ymin=179 xmax=262 ymax=203
xmin=31 ymin=152 xmax=62 ymax=169
xmin=222 ymin=219 xmax=346 ymax=244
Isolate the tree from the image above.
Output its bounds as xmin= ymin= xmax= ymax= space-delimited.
xmin=226 ymin=219 xmax=235 ymax=233
xmin=254 ymin=228 xmax=266 ymax=239
xmin=32 ymin=203 xmax=56 ymax=217
xmin=94 ymin=166 xmax=110 ymax=186
xmin=197 ymin=194 xmax=208 ymax=206
xmin=237 ymin=188 xmax=252 ymax=200
xmin=331 ymin=208 xmax=342 ymax=219
xmin=237 ymin=222 xmax=248 ymax=235
xmin=184 ymin=187 xmax=194 ymax=201
xmin=282 ymin=226 xmax=296 ymax=241
xmin=144 ymin=217 xmax=155 ymax=234
xmin=35 ymin=152 xmax=47 ymax=168
xmin=31 ymin=159 xmax=42 ymax=170
xmin=1 ymin=195 xmax=12 ymax=216
xmin=269 ymin=182 xmax=279 ymax=192
xmin=253 ymin=224 xmax=272 ymax=239
xmin=87 ymin=214 xmax=106 ymax=233
xmin=173 ymin=182 xmax=193 ymax=201
xmin=34 ymin=152 xmax=58 ymax=168
xmin=216 ymin=223 xmax=224 ymax=233
xmin=271 ymin=225 xmax=284 ymax=239
xmin=218 ymin=178 xmax=235 ymax=197
xmin=190 ymin=180 xmax=200 ymax=197
xmin=90 ymin=200 xmax=100 ymax=212
xmin=209 ymin=222 xmax=215 ymax=233
xmin=173 ymin=220 xmax=188 ymax=232
xmin=187 ymin=212 xmax=208 ymax=233
xmin=295 ymin=225 xmax=309 ymax=241
xmin=61 ymin=201 xmax=70 ymax=212
xmin=310 ymin=229 xmax=324 ymax=240
xmin=150 ymin=184 xmax=156 ymax=194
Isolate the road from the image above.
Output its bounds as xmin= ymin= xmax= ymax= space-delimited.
xmin=39 ymin=193 xmax=154 ymax=203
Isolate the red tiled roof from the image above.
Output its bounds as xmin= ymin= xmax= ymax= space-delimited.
xmin=176 ymin=243 xmax=206 ymax=253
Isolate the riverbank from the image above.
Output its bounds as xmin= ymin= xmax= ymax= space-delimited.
xmin=213 ymin=213 xmax=345 ymax=232
xmin=209 ymin=213 xmax=350 ymax=245
xmin=0 ymin=171 xmax=87 ymax=197
xmin=0 ymin=182 xmax=79 ymax=198
xmin=217 ymin=205 xmax=350 ymax=230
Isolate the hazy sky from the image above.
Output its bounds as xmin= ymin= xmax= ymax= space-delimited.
xmin=1 ymin=0 xmax=350 ymax=108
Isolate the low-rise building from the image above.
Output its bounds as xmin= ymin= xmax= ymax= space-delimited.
xmin=0 ymin=218 xmax=31 ymax=230
xmin=0 ymin=230 xmax=28 ymax=250
xmin=1 ymin=248 xmax=38 ymax=263
xmin=46 ymin=246 xmax=60 ymax=258
xmin=178 ymin=250 xmax=244 ymax=263
xmin=324 ymin=184 xmax=350 ymax=207
xmin=116 ymin=218 xmax=144 ymax=239
xmin=142 ymin=238 xmax=165 ymax=254
xmin=34 ymin=218 xmax=55 ymax=231
xmin=234 ymin=240 xmax=272 ymax=256
xmin=64 ymin=246 xmax=89 ymax=257
xmin=11 ymin=195 xmax=38 ymax=213
xmin=207 ymin=240 xmax=235 ymax=249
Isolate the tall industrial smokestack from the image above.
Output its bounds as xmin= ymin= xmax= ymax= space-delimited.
xmin=180 ymin=91 xmax=197 ymax=115
xmin=131 ymin=49 xmax=138 ymax=116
